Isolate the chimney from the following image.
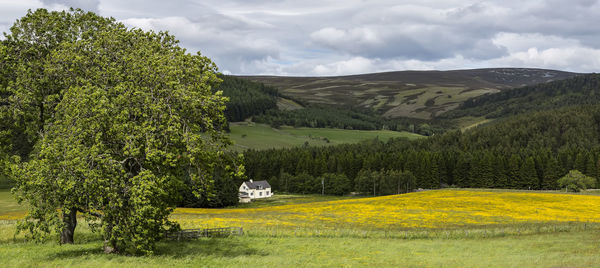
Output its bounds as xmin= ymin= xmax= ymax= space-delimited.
xmin=250 ymin=179 xmax=253 ymax=183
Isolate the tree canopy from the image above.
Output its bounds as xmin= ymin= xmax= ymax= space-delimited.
xmin=4 ymin=9 xmax=241 ymax=254
xmin=244 ymin=104 xmax=600 ymax=195
xmin=557 ymin=170 xmax=595 ymax=192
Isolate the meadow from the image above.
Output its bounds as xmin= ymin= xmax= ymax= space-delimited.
xmin=3 ymin=189 xmax=600 ymax=267
xmin=227 ymin=122 xmax=422 ymax=150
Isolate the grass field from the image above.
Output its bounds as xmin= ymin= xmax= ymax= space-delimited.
xmin=228 ymin=122 xmax=422 ymax=150
xmin=3 ymin=189 xmax=600 ymax=267
xmin=233 ymin=193 xmax=360 ymax=208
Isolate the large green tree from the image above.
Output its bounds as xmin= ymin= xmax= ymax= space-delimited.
xmin=9 ymin=9 xmax=241 ymax=255
xmin=557 ymin=170 xmax=595 ymax=192
xmin=0 ymin=8 xmax=115 ymax=159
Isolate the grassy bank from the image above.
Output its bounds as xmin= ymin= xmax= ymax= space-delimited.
xmin=228 ymin=122 xmax=422 ymax=150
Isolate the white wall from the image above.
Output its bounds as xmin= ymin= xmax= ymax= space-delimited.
xmin=239 ymin=182 xmax=272 ymax=199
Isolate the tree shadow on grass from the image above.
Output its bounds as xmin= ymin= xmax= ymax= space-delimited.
xmin=47 ymin=237 xmax=266 ymax=260
xmin=156 ymin=238 xmax=267 ymax=258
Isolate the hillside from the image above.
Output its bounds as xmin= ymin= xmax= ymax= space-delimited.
xmin=244 ymin=104 xmax=600 ymax=193
xmin=442 ymin=73 xmax=600 ymax=120
xmin=241 ymin=68 xmax=579 ymax=120
xmin=228 ymin=122 xmax=422 ymax=150
xmin=215 ymin=75 xmax=281 ymax=122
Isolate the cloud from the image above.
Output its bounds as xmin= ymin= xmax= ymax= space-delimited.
xmin=120 ymin=15 xmax=281 ymax=73
xmin=1 ymin=0 xmax=600 ymax=75
xmin=40 ymin=0 xmax=100 ymax=12
xmin=312 ymin=57 xmax=376 ymax=76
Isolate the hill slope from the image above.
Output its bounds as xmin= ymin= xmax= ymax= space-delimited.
xmin=442 ymin=73 xmax=600 ymax=120
xmin=241 ymin=68 xmax=579 ymax=119
xmin=228 ymin=122 xmax=422 ymax=150
xmin=215 ymin=75 xmax=280 ymax=122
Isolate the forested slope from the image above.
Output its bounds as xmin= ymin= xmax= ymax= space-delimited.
xmin=216 ymin=75 xmax=281 ymax=122
xmin=252 ymin=106 xmax=446 ymax=135
xmin=443 ymin=73 xmax=597 ymax=119
xmin=218 ymin=75 xmax=444 ymax=135
xmin=244 ymin=104 xmax=600 ymax=194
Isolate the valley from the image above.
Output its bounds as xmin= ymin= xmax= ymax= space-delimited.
xmin=2 ymin=3 xmax=599 ymax=267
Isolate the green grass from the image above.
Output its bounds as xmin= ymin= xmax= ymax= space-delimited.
xmin=233 ymin=194 xmax=360 ymax=208
xmin=0 ymin=189 xmax=24 ymax=215
xmin=5 ymin=189 xmax=600 ymax=266
xmin=228 ymin=122 xmax=422 ymax=150
xmin=0 ymin=174 xmax=14 ymax=189
xmin=1 ymin=226 xmax=600 ymax=267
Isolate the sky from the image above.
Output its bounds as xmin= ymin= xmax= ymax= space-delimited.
xmin=1 ymin=0 xmax=600 ymax=76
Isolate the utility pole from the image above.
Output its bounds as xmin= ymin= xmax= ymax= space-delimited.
xmin=321 ymin=177 xmax=324 ymax=195
xmin=373 ymin=180 xmax=376 ymax=196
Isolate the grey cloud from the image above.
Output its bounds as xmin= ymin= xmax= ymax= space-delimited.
xmin=41 ymin=0 xmax=100 ymax=12
xmin=2 ymin=0 xmax=600 ymax=75
xmin=120 ymin=13 xmax=282 ymax=74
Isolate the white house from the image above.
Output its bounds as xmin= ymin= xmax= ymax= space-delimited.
xmin=239 ymin=179 xmax=272 ymax=203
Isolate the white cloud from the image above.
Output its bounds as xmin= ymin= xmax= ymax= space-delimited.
xmin=493 ymin=47 xmax=600 ymax=72
xmin=41 ymin=0 xmax=100 ymax=12
xmin=311 ymin=57 xmax=375 ymax=76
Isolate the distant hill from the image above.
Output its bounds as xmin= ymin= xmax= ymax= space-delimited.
xmin=240 ymin=68 xmax=580 ymax=120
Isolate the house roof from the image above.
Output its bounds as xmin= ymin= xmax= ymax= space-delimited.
xmin=243 ymin=180 xmax=271 ymax=189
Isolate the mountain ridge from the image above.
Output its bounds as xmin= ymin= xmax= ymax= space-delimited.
xmin=239 ymin=68 xmax=581 ymax=120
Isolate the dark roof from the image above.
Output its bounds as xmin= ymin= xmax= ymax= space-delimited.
xmin=243 ymin=180 xmax=271 ymax=189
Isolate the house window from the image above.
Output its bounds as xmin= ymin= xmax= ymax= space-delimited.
xmin=259 ymin=192 xmax=262 ymax=196
xmin=267 ymin=191 xmax=269 ymax=195
xmin=251 ymin=192 xmax=253 ymax=196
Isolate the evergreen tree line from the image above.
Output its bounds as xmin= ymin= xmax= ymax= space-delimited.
xmin=216 ymin=75 xmax=281 ymax=122
xmin=441 ymin=73 xmax=600 ymax=120
xmin=243 ymin=105 xmax=600 ymax=195
xmin=253 ymin=105 xmax=447 ymax=136
xmin=269 ymin=170 xmax=417 ymax=196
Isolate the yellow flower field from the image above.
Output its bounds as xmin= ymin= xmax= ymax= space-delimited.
xmin=172 ymin=190 xmax=600 ymax=230
xmin=3 ymin=189 xmax=600 ymax=232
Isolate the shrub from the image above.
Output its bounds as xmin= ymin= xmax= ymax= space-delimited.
xmin=557 ymin=170 xmax=595 ymax=192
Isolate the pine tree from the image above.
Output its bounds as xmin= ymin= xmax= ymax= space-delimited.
xmin=520 ymin=157 xmax=538 ymax=189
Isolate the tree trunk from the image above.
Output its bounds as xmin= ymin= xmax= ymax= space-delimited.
xmin=103 ymin=241 xmax=117 ymax=254
xmin=103 ymin=223 xmax=118 ymax=254
xmin=60 ymin=207 xmax=77 ymax=244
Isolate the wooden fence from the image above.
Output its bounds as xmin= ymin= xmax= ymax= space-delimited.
xmin=165 ymin=227 xmax=244 ymax=240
